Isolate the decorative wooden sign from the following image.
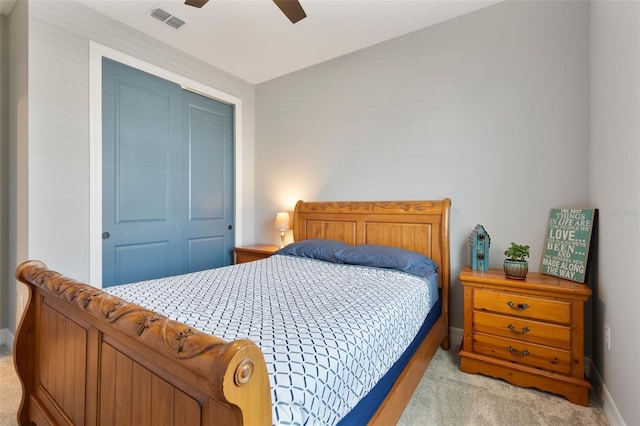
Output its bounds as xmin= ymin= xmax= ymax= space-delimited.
xmin=541 ymin=208 xmax=596 ymax=283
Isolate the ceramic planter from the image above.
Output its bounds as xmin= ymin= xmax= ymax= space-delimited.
xmin=504 ymin=259 xmax=528 ymax=280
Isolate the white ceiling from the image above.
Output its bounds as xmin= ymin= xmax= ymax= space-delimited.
xmin=3 ymin=0 xmax=502 ymax=84
xmin=80 ymin=0 xmax=502 ymax=83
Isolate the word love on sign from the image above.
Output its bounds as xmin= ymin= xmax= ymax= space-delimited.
xmin=541 ymin=208 xmax=596 ymax=283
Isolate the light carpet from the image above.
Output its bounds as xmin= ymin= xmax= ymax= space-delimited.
xmin=0 ymin=344 xmax=607 ymax=425
xmin=0 ymin=346 xmax=21 ymax=426
xmin=398 ymin=347 xmax=607 ymax=425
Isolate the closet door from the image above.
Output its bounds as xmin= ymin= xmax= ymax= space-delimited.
xmin=183 ymin=90 xmax=235 ymax=274
xmin=102 ymin=58 xmax=234 ymax=287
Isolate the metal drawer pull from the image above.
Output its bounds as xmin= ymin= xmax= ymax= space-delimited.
xmin=507 ymin=301 xmax=529 ymax=311
xmin=507 ymin=324 xmax=530 ymax=334
xmin=507 ymin=346 xmax=530 ymax=357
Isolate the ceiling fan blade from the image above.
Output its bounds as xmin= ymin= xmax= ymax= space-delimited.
xmin=185 ymin=0 xmax=209 ymax=8
xmin=273 ymin=0 xmax=307 ymax=24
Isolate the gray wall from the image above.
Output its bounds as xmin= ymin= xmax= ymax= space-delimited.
xmin=6 ymin=0 xmax=27 ymax=342
xmin=0 ymin=14 xmax=7 ymax=331
xmin=256 ymin=1 xmax=590 ymax=337
xmin=590 ymin=2 xmax=640 ymax=424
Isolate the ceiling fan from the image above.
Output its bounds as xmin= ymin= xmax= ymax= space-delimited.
xmin=185 ymin=0 xmax=307 ymax=24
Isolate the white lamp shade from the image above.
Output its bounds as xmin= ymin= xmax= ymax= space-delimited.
xmin=274 ymin=212 xmax=290 ymax=230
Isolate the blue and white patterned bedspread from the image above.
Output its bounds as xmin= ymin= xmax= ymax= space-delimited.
xmin=106 ymin=255 xmax=437 ymax=425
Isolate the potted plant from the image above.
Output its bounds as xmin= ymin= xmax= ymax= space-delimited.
xmin=504 ymin=242 xmax=530 ymax=280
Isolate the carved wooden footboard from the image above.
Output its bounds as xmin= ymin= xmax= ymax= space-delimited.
xmin=14 ymin=260 xmax=271 ymax=426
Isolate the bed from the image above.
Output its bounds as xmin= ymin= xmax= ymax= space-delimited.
xmin=13 ymin=199 xmax=451 ymax=425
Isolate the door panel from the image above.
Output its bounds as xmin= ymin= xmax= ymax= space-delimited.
xmin=116 ymin=84 xmax=171 ymax=222
xmin=102 ymin=59 xmax=234 ymax=287
xmin=188 ymin=237 xmax=225 ymax=274
xmin=189 ymin=106 xmax=224 ymax=220
xmin=184 ymin=90 xmax=234 ymax=272
xmin=115 ymin=241 xmax=170 ymax=284
xmin=102 ymin=58 xmax=183 ymax=287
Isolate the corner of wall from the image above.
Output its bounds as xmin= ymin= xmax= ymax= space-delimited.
xmin=0 ymin=13 xmax=9 ymax=332
xmin=7 ymin=0 xmax=29 ymax=336
xmin=588 ymin=359 xmax=628 ymax=426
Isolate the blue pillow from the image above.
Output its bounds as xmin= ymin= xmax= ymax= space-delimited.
xmin=274 ymin=239 xmax=351 ymax=263
xmin=334 ymin=244 xmax=438 ymax=278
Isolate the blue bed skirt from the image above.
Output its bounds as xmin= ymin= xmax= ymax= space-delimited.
xmin=337 ymin=298 xmax=442 ymax=425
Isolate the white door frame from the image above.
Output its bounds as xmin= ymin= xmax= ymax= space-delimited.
xmin=89 ymin=41 xmax=243 ymax=287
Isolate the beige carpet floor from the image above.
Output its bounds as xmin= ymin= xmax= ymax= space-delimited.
xmin=0 ymin=344 xmax=608 ymax=425
xmin=0 ymin=346 xmax=21 ymax=426
xmin=398 ymin=347 xmax=608 ymax=425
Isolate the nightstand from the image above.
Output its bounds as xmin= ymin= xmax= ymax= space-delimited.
xmin=234 ymin=244 xmax=280 ymax=264
xmin=458 ymin=267 xmax=592 ymax=406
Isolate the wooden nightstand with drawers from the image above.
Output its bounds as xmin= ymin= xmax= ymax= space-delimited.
xmin=458 ymin=267 xmax=592 ymax=406
xmin=234 ymin=244 xmax=280 ymax=264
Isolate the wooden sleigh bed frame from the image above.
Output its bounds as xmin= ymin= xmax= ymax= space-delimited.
xmin=14 ymin=199 xmax=451 ymax=426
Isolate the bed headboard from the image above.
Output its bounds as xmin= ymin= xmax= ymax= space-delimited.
xmin=292 ymin=199 xmax=451 ymax=293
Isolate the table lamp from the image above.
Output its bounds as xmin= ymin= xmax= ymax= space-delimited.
xmin=274 ymin=211 xmax=290 ymax=248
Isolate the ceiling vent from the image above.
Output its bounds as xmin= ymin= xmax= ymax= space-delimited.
xmin=149 ymin=8 xmax=186 ymax=29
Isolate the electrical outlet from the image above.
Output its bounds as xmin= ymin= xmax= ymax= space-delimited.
xmin=604 ymin=325 xmax=611 ymax=350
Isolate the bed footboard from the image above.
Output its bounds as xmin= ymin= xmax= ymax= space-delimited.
xmin=14 ymin=260 xmax=272 ymax=426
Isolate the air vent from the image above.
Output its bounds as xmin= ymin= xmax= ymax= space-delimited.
xmin=165 ymin=16 xmax=186 ymax=29
xmin=150 ymin=8 xmax=171 ymax=22
xmin=149 ymin=8 xmax=186 ymax=29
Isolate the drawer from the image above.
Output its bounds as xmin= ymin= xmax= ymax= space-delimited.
xmin=473 ymin=289 xmax=571 ymax=324
xmin=235 ymin=252 xmax=266 ymax=264
xmin=473 ymin=311 xmax=571 ymax=350
xmin=234 ymin=245 xmax=279 ymax=264
xmin=473 ymin=332 xmax=571 ymax=375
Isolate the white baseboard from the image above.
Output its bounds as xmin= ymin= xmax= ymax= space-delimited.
xmin=453 ymin=329 xmax=624 ymax=425
xmin=450 ymin=326 xmax=463 ymax=349
xmin=0 ymin=328 xmax=14 ymax=353
xmin=588 ymin=358 xmax=627 ymax=426
xmin=6 ymin=329 xmax=14 ymax=353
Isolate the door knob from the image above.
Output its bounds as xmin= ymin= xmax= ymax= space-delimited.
xmin=102 ymin=232 xmax=110 ymax=240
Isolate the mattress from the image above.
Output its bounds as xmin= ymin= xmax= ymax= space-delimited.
xmin=106 ymin=254 xmax=438 ymax=425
